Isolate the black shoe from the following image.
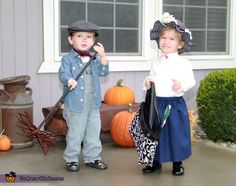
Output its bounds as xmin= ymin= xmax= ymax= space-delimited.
xmin=66 ymin=162 xmax=80 ymax=172
xmin=142 ymin=162 xmax=162 ymax=173
xmin=85 ymin=160 xmax=108 ymax=170
xmin=172 ymin=164 xmax=184 ymax=176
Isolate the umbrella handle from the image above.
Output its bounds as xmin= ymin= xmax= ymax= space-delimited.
xmin=161 ymin=105 xmax=171 ymax=128
xmin=35 ymin=51 xmax=98 ymax=132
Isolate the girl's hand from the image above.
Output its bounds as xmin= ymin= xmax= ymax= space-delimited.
xmin=144 ymin=79 xmax=154 ymax=89
xmin=172 ymin=79 xmax=181 ymax=92
xmin=68 ymin=79 xmax=77 ymax=90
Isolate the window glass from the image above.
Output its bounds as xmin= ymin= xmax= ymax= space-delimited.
xmin=164 ymin=0 xmax=183 ymax=5
xmin=117 ymin=0 xmax=139 ymax=3
xmin=207 ymin=31 xmax=226 ymax=52
xmin=60 ymin=2 xmax=85 ymax=25
xmin=163 ymin=0 xmax=229 ymax=54
xmin=88 ymin=3 xmax=113 ymax=27
xmin=61 ymin=28 xmax=70 ymax=53
xmin=191 ymin=31 xmax=205 ymax=52
xmin=185 ymin=0 xmax=206 ymax=6
xmin=97 ymin=29 xmax=114 ymax=53
xmin=163 ymin=7 xmax=183 ymax=21
xmin=208 ymin=0 xmax=227 ymax=6
xmin=185 ymin=8 xmax=206 ymax=29
xmin=96 ymin=0 xmax=113 ymax=2
xmin=59 ymin=0 xmax=141 ymax=55
xmin=116 ymin=30 xmax=138 ymax=53
xmin=208 ymin=8 xmax=227 ymax=29
xmin=116 ymin=4 xmax=139 ymax=28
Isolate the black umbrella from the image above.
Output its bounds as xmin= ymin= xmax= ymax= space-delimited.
xmin=129 ymin=83 xmax=171 ymax=166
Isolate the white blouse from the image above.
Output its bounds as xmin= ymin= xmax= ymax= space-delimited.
xmin=144 ymin=52 xmax=196 ymax=97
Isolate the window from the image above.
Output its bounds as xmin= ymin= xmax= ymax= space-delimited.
xmin=38 ymin=0 xmax=236 ymax=73
xmin=39 ymin=0 xmax=156 ymax=73
xmin=163 ymin=0 xmax=229 ymax=55
xmin=60 ymin=0 xmax=141 ymax=56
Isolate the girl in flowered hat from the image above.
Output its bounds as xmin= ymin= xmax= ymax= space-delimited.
xmin=143 ymin=12 xmax=196 ymax=176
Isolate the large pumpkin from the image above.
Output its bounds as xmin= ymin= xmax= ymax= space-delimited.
xmin=104 ymin=79 xmax=135 ymax=106
xmin=110 ymin=104 xmax=135 ymax=147
xmin=0 ymin=129 xmax=11 ymax=151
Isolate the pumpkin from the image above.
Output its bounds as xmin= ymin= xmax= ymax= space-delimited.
xmin=104 ymin=79 xmax=135 ymax=106
xmin=0 ymin=129 xmax=11 ymax=151
xmin=110 ymin=104 xmax=135 ymax=147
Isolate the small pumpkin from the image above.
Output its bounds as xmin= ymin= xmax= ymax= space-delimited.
xmin=104 ymin=79 xmax=135 ymax=106
xmin=110 ymin=104 xmax=135 ymax=147
xmin=0 ymin=129 xmax=11 ymax=151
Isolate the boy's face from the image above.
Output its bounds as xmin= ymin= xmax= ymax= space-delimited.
xmin=68 ymin=32 xmax=95 ymax=51
xmin=159 ymin=28 xmax=184 ymax=54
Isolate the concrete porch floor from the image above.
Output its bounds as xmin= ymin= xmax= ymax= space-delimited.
xmin=0 ymin=135 xmax=236 ymax=186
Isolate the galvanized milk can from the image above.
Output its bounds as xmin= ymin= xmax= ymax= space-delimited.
xmin=0 ymin=75 xmax=34 ymax=148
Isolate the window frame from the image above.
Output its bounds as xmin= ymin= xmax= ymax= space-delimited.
xmin=38 ymin=0 xmax=236 ymax=73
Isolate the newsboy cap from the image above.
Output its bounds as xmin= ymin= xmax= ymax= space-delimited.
xmin=68 ymin=20 xmax=99 ymax=36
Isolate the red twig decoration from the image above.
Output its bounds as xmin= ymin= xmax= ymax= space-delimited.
xmin=17 ymin=112 xmax=60 ymax=155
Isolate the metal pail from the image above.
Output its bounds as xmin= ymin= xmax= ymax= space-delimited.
xmin=0 ymin=75 xmax=34 ymax=149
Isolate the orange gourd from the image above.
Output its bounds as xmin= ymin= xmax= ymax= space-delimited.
xmin=0 ymin=129 xmax=11 ymax=151
xmin=104 ymin=79 xmax=135 ymax=106
xmin=110 ymin=104 xmax=135 ymax=147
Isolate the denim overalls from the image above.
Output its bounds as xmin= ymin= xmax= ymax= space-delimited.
xmin=61 ymin=54 xmax=108 ymax=163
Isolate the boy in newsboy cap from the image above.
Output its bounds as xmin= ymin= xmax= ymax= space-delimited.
xmin=59 ymin=20 xmax=109 ymax=172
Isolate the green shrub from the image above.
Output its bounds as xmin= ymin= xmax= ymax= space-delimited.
xmin=196 ymin=69 xmax=236 ymax=142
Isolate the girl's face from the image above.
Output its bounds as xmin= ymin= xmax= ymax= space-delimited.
xmin=159 ymin=28 xmax=184 ymax=54
xmin=68 ymin=32 xmax=95 ymax=51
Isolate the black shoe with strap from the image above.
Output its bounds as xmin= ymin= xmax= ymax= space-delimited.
xmin=142 ymin=162 xmax=162 ymax=173
xmin=85 ymin=160 xmax=108 ymax=170
xmin=172 ymin=162 xmax=184 ymax=176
